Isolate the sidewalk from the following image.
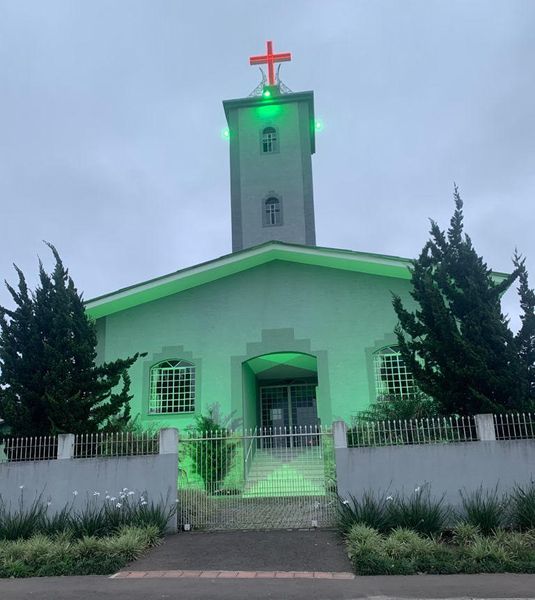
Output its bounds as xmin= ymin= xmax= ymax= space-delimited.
xmin=1 ymin=572 xmax=535 ymax=599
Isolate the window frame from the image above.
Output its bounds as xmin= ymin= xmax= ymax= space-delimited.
xmin=373 ymin=346 xmax=417 ymax=401
xmin=261 ymin=126 xmax=279 ymax=154
xmin=148 ymin=359 xmax=196 ymax=414
xmin=263 ymin=196 xmax=283 ymax=227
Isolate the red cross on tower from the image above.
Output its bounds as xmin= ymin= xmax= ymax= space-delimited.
xmin=249 ymin=40 xmax=292 ymax=86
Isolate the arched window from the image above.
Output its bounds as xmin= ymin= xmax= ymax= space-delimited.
xmin=373 ymin=346 xmax=416 ymax=400
xmin=264 ymin=196 xmax=282 ymax=226
xmin=262 ymin=127 xmax=278 ymax=153
xmin=149 ymin=359 xmax=195 ymax=414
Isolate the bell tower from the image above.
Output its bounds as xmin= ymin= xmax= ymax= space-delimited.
xmin=223 ymin=41 xmax=317 ymax=252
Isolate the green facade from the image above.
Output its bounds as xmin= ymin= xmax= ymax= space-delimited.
xmin=91 ymin=247 xmax=415 ymax=431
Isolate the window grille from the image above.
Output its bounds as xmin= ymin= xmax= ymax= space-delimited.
xmin=149 ymin=360 xmax=195 ymax=414
xmin=262 ymin=127 xmax=278 ymax=153
xmin=373 ymin=346 xmax=416 ymax=400
xmin=264 ymin=197 xmax=282 ymax=226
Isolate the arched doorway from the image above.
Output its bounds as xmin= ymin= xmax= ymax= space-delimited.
xmin=242 ymin=352 xmax=319 ymax=434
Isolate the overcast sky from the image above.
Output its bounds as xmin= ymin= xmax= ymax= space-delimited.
xmin=0 ymin=0 xmax=534 ymax=329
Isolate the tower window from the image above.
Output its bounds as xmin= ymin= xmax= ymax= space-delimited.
xmin=264 ymin=197 xmax=282 ymax=227
xmin=262 ymin=127 xmax=278 ymax=153
xmin=373 ymin=346 xmax=416 ymax=400
xmin=149 ymin=359 xmax=195 ymax=414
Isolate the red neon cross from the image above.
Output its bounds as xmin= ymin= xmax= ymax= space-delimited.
xmin=249 ymin=40 xmax=292 ymax=86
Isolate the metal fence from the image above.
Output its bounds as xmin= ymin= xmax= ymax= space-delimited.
xmin=494 ymin=413 xmax=535 ymax=440
xmin=0 ymin=431 xmax=160 ymax=462
xmin=0 ymin=435 xmax=58 ymax=461
xmin=347 ymin=415 xmax=478 ymax=448
xmin=178 ymin=426 xmax=336 ymax=530
xmin=73 ymin=431 xmax=160 ymax=458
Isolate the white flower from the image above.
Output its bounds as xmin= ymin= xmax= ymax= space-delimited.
xmin=122 ymin=487 xmax=128 ymax=492
xmin=128 ymin=491 xmax=135 ymax=496
xmin=19 ymin=485 xmax=24 ymax=490
xmin=414 ymin=486 xmax=421 ymax=493
xmin=386 ymin=495 xmax=393 ymax=501
xmin=342 ymin=500 xmax=349 ymax=505
xmin=119 ymin=493 xmax=126 ymax=499
xmin=93 ymin=491 xmax=100 ymax=496
xmin=110 ymin=496 xmax=116 ymax=501
xmin=105 ymin=495 xmax=110 ymax=500
xmin=141 ymin=501 xmax=148 ymax=506
xmin=72 ymin=490 xmax=78 ymax=496
xmin=140 ymin=496 xmax=145 ymax=502
xmin=47 ymin=501 xmax=52 ymax=507
xmin=116 ymin=503 xmax=122 ymax=508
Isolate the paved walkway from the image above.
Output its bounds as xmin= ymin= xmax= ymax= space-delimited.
xmin=112 ymin=568 xmax=355 ymax=579
xmin=127 ymin=529 xmax=352 ymax=573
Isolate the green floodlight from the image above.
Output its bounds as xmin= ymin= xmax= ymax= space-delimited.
xmin=315 ymin=119 xmax=324 ymax=132
xmin=221 ymin=127 xmax=230 ymax=141
xmin=262 ymin=89 xmax=272 ymax=98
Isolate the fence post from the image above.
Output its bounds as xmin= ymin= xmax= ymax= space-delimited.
xmin=159 ymin=428 xmax=179 ymax=454
xmin=475 ymin=414 xmax=496 ymax=441
xmin=333 ymin=420 xmax=348 ymax=449
xmin=57 ymin=434 xmax=75 ymax=459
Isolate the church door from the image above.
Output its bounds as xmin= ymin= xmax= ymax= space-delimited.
xmin=259 ymin=383 xmax=318 ymax=447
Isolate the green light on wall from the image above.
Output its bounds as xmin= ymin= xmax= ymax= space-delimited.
xmin=314 ymin=119 xmax=324 ymax=132
xmin=255 ymin=103 xmax=282 ymax=119
xmin=221 ymin=127 xmax=230 ymax=141
xmin=262 ymin=89 xmax=272 ymax=98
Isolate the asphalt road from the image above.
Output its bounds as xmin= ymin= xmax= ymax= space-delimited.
xmin=1 ymin=573 xmax=535 ymax=600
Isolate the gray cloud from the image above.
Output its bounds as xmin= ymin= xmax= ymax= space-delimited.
xmin=1 ymin=0 xmax=533 ymax=329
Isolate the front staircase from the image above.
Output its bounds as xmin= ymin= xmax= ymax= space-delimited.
xmin=243 ymin=447 xmax=328 ymax=498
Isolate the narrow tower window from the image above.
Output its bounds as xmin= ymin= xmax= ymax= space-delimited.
xmin=262 ymin=127 xmax=278 ymax=153
xmin=264 ymin=197 xmax=282 ymax=226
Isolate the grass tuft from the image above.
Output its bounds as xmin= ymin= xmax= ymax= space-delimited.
xmin=337 ymin=492 xmax=390 ymax=534
xmin=459 ymin=487 xmax=506 ymax=535
xmin=510 ymin=482 xmax=535 ymax=531
xmin=386 ymin=487 xmax=449 ymax=536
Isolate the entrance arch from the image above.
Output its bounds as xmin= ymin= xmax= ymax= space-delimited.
xmin=242 ymin=352 xmax=319 ymax=432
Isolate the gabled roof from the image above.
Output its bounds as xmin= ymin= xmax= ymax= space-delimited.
xmin=85 ymin=241 xmax=508 ymax=319
xmin=85 ymin=242 xmax=414 ymax=319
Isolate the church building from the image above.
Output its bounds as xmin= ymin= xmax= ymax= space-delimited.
xmin=86 ymin=42 xmax=418 ymax=432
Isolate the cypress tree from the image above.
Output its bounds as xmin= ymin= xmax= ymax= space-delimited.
xmin=392 ymin=187 xmax=527 ymax=415
xmin=0 ymin=244 xmax=142 ymax=436
xmin=513 ymin=251 xmax=535 ymax=406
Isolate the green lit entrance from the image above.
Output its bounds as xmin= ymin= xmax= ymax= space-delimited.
xmin=242 ymin=352 xmax=319 ymax=432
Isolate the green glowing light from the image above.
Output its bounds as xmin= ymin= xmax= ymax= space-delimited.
xmin=314 ymin=119 xmax=324 ymax=132
xmin=221 ymin=127 xmax=230 ymax=140
xmin=263 ymin=89 xmax=272 ymax=98
xmin=255 ymin=104 xmax=282 ymax=119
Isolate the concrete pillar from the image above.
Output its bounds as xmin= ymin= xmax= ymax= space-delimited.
xmin=333 ymin=420 xmax=348 ymax=449
xmin=159 ymin=428 xmax=179 ymax=454
xmin=57 ymin=434 xmax=75 ymax=459
xmin=475 ymin=414 xmax=496 ymax=441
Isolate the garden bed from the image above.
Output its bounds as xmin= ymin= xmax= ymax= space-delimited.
xmin=339 ymin=482 xmax=535 ymax=575
xmin=346 ymin=524 xmax=535 ymax=575
xmin=0 ymin=525 xmax=159 ymax=577
xmin=0 ymin=489 xmax=174 ymax=577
